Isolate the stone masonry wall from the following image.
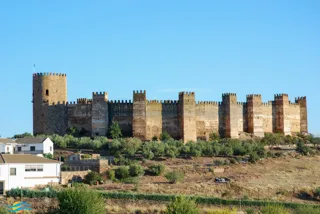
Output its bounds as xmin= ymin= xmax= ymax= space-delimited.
xmin=109 ymin=101 xmax=133 ymax=137
xmin=196 ymin=102 xmax=219 ymax=140
xmin=146 ymin=101 xmax=162 ymax=140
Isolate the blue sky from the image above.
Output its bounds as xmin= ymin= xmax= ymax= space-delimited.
xmin=0 ymin=0 xmax=319 ymax=137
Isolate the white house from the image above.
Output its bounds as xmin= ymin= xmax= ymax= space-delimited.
xmin=0 ymin=139 xmax=16 ymax=154
xmin=0 ymin=154 xmax=61 ymax=195
xmin=15 ymin=137 xmax=54 ymax=155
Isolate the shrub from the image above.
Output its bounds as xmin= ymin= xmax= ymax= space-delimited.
xmin=165 ymin=171 xmax=184 ymax=184
xmin=108 ymin=122 xmax=122 ymax=139
xmin=84 ymin=171 xmax=102 ymax=185
xmin=152 ymin=136 xmax=158 ymax=141
xmin=228 ymin=158 xmax=237 ymax=164
xmin=296 ymin=141 xmax=312 ymax=155
xmin=115 ymin=166 xmax=130 ymax=180
xmin=314 ymin=187 xmax=320 ymax=199
xmin=223 ymin=159 xmax=230 ymax=165
xmin=260 ymin=204 xmax=289 ymax=214
xmin=57 ymin=185 xmax=105 ymax=214
xmin=148 ymin=164 xmax=165 ymax=176
xmin=166 ymin=196 xmax=199 ymax=214
xmin=121 ymin=177 xmax=139 ymax=184
xmin=107 ymin=170 xmax=115 ymax=181
xmin=245 ymin=208 xmax=255 ymax=214
xmin=122 ymin=138 xmax=142 ymax=157
xmin=213 ymin=160 xmax=224 ymax=166
xmin=43 ymin=153 xmax=53 ymax=159
xmin=160 ymin=131 xmax=171 ymax=142
xmin=248 ymin=152 xmax=259 ymax=163
xmin=207 ymin=208 xmax=237 ymax=214
xmin=0 ymin=206 xmax=9 ymax=214
xmin=129 ymin=164 xmax=145 ymax=177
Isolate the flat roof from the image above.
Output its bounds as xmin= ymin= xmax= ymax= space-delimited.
xmin=0 ymin=154 xmax=60 ymax=164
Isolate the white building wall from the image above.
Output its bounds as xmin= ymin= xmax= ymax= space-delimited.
xmin=0 ymin=144 xmax=15 ymax=154
xmin=0 ymin=163 xmax=60 ymax=191
xmin=15 ymin=138 xmax=54 ymax=155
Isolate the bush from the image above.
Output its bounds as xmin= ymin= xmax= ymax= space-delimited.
xmin=293 ymin=206 xmax=320 ymax=214
xmin=43 ymin=153 xmax=53 ymax=159
xmin=121 ymin=177 xmax=139 ymax=184
xmin=129 ymin=164 xmax=145 ymax=177
xmin=260 ymin=204 xmax=289 ymax=214
xmin=57 ymin=185 xmax=105 ymax=214
xmin=166 ymin=196 xmax=199 ymax=214
xmin=107 ymin=170 xmax=115 ymax=181
xmin=207 ymin=209 xmax=237 ymax=214
xmin=214 ymin=160 xmax=224 ymax=166
xmin=148 ymin=164 xmax=165 ymax=176
xmin=165 ymin=171 xmax=184 ymax=184
xmin=228 ymin=158 xmax=237 ymax=164
xmin=115 ymin=166 xmax=130 ymax=180
xmin=108 ymin=122 xmax=122 ymax=139
xmin=84 ymin=171 xmax=102 ymax=185
xmin=0 ymin=206 xmax=9 ymax=214
xmin=248 ymin=152 xmax=259 ymax=163
xmin=152 ymin=136 xmax=158 ymax=141
xmin=160 ymin=131 xmax=172 ymax=142
xmin=314 ymin=187 xmax=320 ymax=199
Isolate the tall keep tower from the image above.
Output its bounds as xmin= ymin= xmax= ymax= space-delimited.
xmin=33 ymin=73 xmax=67 ymax=135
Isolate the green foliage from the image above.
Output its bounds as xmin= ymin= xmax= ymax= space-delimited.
xmin=106 ymin=170 xmax=115 ymax=181
xmin=13 ymin=132 xmax=33 ymax=139
xmin=293 ymin=206 xmax=320 ymax=214
xmin=121 ymin=177 xmax=139 ymax=184
xmin=206 ymin=209 xmax=237 ymax=214
xmin=314 ymin=187 xmax=320 ymax=198
xmin=160 ymin=131 xmax=172 ymax=142
xmin=115 ymin=166 xmax=130 ymax=180
xmin=0 ymin=206 xmax=9 ymax=214
xmin=165 ymin=171 xmax=185 ymax=184
xmin=43 ymin=153 xmax=53 ymax=159
xmin=248 ymin=152 xmax=260 ymax=163
xmin=129 ymin=164 xmax=145 ymax=177
xmin=6 ymin=188 xmax=57 ymax=198
xmin=245 ymin=208 xmax=255 ymax=214
xmin=57 ymin=185 xmax=105 ymax=214
xmin=166 ymin=196 xmax=199 ymax=214
xmin=209 ymin=132 xmax=220 ymax=141
xmin=122 ymin=138 xmax=142 ymax=156
xmin=260 ymin=204 xmax=289 ymax=214
xmin=152 ymin=136 xmax=158 ymax=141
xmin=84 ymin=171 xmax=102 ymax=185
xmin=214 ymin=160 xmax=224 ymax=166
xmin=148 ymin=164 xmax=165 ymax=176
xmin=296 ymin=141 xmax=313 ymax=155
xmin=108 ymin=122 xmax=122 ymax=139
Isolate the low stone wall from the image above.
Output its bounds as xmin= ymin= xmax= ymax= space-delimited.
xmin=60 ymin=171 xmax=89 ymax=185
xmin=64 ymin=159 xmax=110 ymax=173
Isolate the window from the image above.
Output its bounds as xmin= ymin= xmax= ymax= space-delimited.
xmin=46 ymin=89 xmax=49 ymax=96
xmin=10 ymin=168 xmax=16 ymax=176
xmin=17 ymin=147 xmax=21 ymax=152
xmin=25 ymin=165 xmax=38 ymax=172
xmin=50 ymin=146 xmax=52 ymax=152
xmin=37 ymin=165 xmax=43 ymax=172
xmin=6 ymin=147 xmax=9 ymax=152
xmin=30 ymin=146 xmax=35 ymax=151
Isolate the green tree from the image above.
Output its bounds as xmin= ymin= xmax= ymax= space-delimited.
xmin=165 ymin=171 xmax=184 ymax=184
xmin=57 ymin=184 xmax=105 ymax=214
xmin=84 ymin=171 xmax=102 ymax=185
xmin=148 ymin=164 xmax=166 ymax=176
xmin=165 ymin=196 xmax=199 ymax=214
xmin=108 ymin=122 xmax=122 ymax=139
xmin=122 ymin=138 xmax=142 ymax=156
xmin=13 ymin=132 xmax=33 ymax=139
xmin=115 ymin=166 xmax=130 ymax=180
xmin=129 ymin=164 xmax=145 ymax=177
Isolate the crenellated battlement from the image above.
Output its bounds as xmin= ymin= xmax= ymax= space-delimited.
xmin=289 ymin=101 xmax=299 ymax=107
xmin=197 ymin=101 xmax=220 ymax=105
xmin=133 ymin=90 xmax=146 ymax=94
xmin=77 ymin=98 xmax=92 ymax=104
xmin=262 ymin=101 xmax=273 ymax=106
xmin=237 ymin=102 xmax=245 ymax=106
xmin=109 ymin=100 xmax=132 ymax=104
xmin=33 ymin=72 xmax=67 ymax=77
xmin=246 ymin=94 xmax=262 ymax=98
xmin=222 ymin=93 xmax=237 ymax=97
xmin=295 ymin=96 xmax=307 ymax=102
xmin=92 ymin=92 xmax=108 ymax=96
xmin=274 ymin=93 xmax=289 ymax=99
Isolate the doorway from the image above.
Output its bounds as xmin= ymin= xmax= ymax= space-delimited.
xmin=0 ymin=181 xmax=4 ymax=195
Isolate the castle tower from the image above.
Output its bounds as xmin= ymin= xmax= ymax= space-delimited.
xmin=274 ymin=94 xmax=291 ymax=135
xmin=295 ymin=96 xmax=308 ymax=134
xmin=179 ymin=92 xmax=197 ymax=143
xmin=33 ymin=73 xmax=67 ymax=135
xmin=222 ymin=93 xmax=239 ymax=138
xmin=133 ymin=90 xmax=147 ymax=140
xmin=246 ymin=94 xmax=264 ymax=137
xmin=91 ymin=92 xmax=108 ymax=136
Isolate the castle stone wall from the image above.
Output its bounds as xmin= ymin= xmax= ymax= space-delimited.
xmin=109 ymin=101 xmax=133 ymax=137
xmin=32 ymin=73 xmax=308 ymax=140
xmin=68 ymin=103 xmax=92 ymax=134
xmin=162 ymin=102 xmax=180 ymax=139
xmin=196 ymin=102 xmax=219 ymax=140
xmin=146 ymin=101 xmax=162 ymax=140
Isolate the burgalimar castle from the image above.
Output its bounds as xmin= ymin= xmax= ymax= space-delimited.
xmin=33 ymin=73 xmax=308 ymax=142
